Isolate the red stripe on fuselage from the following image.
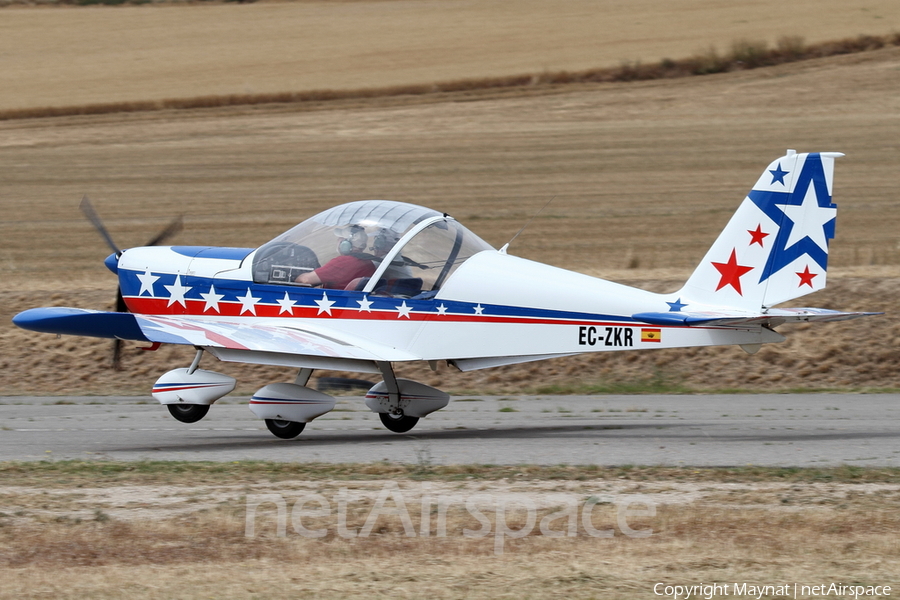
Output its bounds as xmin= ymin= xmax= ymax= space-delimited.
xmin=124 ymin=296 xmax=639 ymax=328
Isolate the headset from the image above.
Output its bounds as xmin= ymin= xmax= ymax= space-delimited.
xmin=338 ymin=226 xmax=368 ymax=256
xmin=373 ymin=228 xmax=398 ymax=255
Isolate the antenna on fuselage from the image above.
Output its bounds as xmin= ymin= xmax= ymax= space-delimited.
xmin=499 ymin=196 xmax=555 ymax=254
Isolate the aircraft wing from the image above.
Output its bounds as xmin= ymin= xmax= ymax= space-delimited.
xmin=632 ymin=307 xmax=880 ymax=328
xmin=13 ymin=307 xmax=414 ymax=373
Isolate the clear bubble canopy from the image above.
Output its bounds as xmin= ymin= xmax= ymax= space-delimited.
xmin=252 ymin=200 xmax=494 ymax=296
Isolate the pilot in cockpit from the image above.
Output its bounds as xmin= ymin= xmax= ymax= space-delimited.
xmin=294 ymin=225 xmax=376 ymax=289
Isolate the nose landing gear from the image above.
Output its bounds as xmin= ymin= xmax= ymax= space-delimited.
xmin=264 ymin=419 xmax=307 ymax=439
xmin=378 ymin=412 xmax=419 ymax=433
xmin=167 ymin=403 xmax=210 ymax=423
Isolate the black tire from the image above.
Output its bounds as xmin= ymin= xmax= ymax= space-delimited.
xmin=167 ymin=403 xmax=210 ymax=423
xmin=265 ymin=419 xmax=306 ymax=439
xmin=379 ymin=412 xmax=419 ymax=433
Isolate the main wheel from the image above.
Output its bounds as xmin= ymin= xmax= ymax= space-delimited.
xmin=167 ymin=403 xmax=210 ymax=423
xmin=379 ymin=412 xmax=419 ymax=433
xmin=265 ymin=419 xmax=306 ymax=439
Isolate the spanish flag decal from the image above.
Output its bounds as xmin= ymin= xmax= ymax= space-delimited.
xmin=641 ymin=328 xmax=662 ymax=343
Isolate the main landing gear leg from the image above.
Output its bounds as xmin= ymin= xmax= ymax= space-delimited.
xmin=295 ymin=368 xmax=313 ymax=387
xmin=375 ymin=361 xmax=419 ymax=433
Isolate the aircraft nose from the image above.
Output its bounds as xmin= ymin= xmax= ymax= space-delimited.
xmin=104 ymin=252 xmax=119 ymax=274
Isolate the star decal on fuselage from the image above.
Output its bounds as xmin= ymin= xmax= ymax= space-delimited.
xmin=357 ymin=295 xmax=373 ymax=312
xmin=666 ymin=298 xmax=687 ymax=312
xmin=164 ymin=275 xmax=191 ymax=307
xmin=436 ymin=303 xmax=448 ymax=315
xmin=137 ymin=270 xmax=160 ymax=296
xmin=396 ymin=301 xmax=413 ymax=319
xmin=276 ymin=292 xmax=297 ymax=315
xmin=237 ymin=289 xmax=261 ymax=315
xmin=711 ymin=249 xmax=753 ymax=295
xmin=200 ymin=285 xmax=224 ymax=313
xmin=315 ymin=292 xmax=335 ymax=316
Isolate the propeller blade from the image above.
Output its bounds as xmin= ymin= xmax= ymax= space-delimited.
xmin=115 ymin=288 xmax=128 ymax=313
xmin=111 ymin=289 xmax=127 ymax=369
xmin=110 ymin=288 xmax=129 ymax=371
xmin=79 ymin=195 xmax=121 ymax=256
xmin=111 ymin=338 xmax=123 ymax=371
xmin=144 ymin=215 xmax=183 ymax=247
xmin=81 ymin=196 xmax=181 ymax=370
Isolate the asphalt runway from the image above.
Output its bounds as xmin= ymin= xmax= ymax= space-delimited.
xmin=1 ymin=394 xmax=898 ymax=467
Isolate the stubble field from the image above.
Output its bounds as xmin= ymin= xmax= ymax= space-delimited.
xmin=2 ymin=45 xmax=900 ymax=395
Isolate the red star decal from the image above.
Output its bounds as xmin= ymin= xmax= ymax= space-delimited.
xmin=797 ymin=265 xmax=817 ymax=287
xmin=711 ymin=249 xmax=754 ymax=295
xmin=748 ymin=224 xmax=769 ymax=247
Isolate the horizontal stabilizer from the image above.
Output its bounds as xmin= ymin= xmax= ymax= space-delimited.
xmin=633 ymin=307 xmax=880 ymax=328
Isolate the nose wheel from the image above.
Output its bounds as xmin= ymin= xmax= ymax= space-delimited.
xmin=265 ymin=419 xmax=306 ymax=439
xmin=167 ymin=404 xmax=210 ymax=423
xmin=379 ymin=412 xmax=419 ymax=433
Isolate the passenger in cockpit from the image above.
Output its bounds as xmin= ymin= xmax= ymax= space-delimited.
xmin=373 ymin=228 xmax=413 ymax=281
xmin=294 ymin=225 xmax=376 ymax=289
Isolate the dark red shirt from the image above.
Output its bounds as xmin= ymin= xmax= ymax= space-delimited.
xmin=314 ymin=255 xmax=376 ymax=289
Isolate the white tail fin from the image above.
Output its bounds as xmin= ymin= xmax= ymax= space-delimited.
xmin=680 ymin=150 xmax=843 ymax=310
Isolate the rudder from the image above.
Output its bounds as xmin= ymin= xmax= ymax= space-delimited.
xmin=679 ymin=150 xmax=842 ymax=310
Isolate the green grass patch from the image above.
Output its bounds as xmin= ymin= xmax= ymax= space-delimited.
xmin=531 ymin=372 xmax=692 ymax=395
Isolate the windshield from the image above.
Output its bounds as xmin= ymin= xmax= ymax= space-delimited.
xmin=252 ymin=200 xmax=493 ymax=295
xmin=373 ymin=219 xmax=493 ymax=295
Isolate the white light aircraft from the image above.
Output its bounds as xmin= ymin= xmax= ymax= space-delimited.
xmin=13 ymin=151 xmax=876 ymax=438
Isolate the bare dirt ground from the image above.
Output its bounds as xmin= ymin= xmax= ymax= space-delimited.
xmin=2 ymin=47 xmax=900 ymax=395
xmin=0 ymin=465 xmax=897 ymax=599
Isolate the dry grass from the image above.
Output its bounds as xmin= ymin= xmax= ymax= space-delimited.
xmin=3 ymin=32 xmax=900 ymax=121
xmin=1 ymin=463 xmax=898 ymax=598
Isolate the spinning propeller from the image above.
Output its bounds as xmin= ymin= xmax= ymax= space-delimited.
xmin=79 ymin=196 xmax=182 ymax=369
